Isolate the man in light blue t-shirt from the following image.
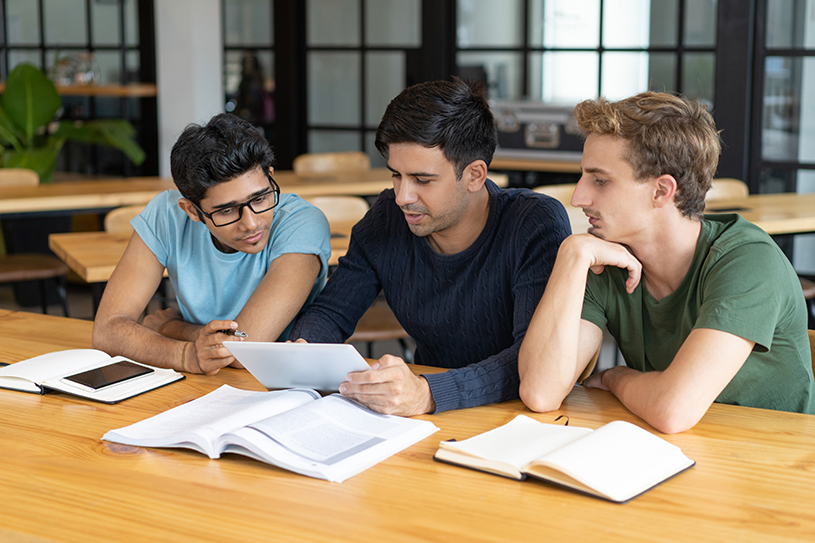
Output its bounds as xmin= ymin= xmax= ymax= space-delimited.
xmin=93 ymin=113 xmax=330 ymax=375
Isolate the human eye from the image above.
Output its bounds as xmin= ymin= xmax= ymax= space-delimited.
xmin=214 ymin=207 xmax=236 ymax=219
xmin=252 ymin=193 xmax=269 ymax=205
xmin=415 ymin=178 xmax=432 ymax=185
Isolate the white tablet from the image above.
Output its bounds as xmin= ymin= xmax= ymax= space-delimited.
xmin=224 ymin=342 xmax=370 ymax=392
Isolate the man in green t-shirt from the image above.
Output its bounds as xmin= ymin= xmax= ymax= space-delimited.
xmin=518 ymin=91 xmax=815 ymax=433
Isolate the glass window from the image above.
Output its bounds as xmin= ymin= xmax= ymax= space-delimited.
xmin=457 ymin=51 xmax=524 ymax=100
xmin=224 ymin=0 xmax=273 ymax=46
xmin=6 ymin=0 xmax=41 ymax=45
xmin=457 ymin=0 xmax=524 ymax=48
xmin=762 ymin=57 xmax=815 ymax=164
xmin=365 ymin=132 xmax=387 ymax=168
xmin=366 ymin=0 xmax=421 ymax=47
xmin=43 ymin=0 xmax=87 ymax=46
xmin=308 ymin=52 xmax=361 ymax=125
xmin=601 ymin=52 xmax=650 ymax=100
xmin=766 ymin=0 xmax=815 ymax=49
xmin=647 ymin=52 xmax=677 ymax=93
xmin=307 ymin=0 xmax=360 ymax=47
xmin=365 ymin=52 xmax=405 ymax=127
xmin=541 ymin=52 xmax=599 ymax=103
xmin=124 ymin=0 xmax=139 ymax=47
xmin=646 ymin=0 xmax=679 ymax=47
xmin=683 ymin=0 xmax=717 ymax=47
xmin=530 ymin=0 xmax=600 ymax=49
xmin=9 ymin=50 xmax=42 ymax=72
xmin=682 ymin=52 xmax=715 ymax=107
xmin=602 ymin=0 xmax=652 ymax=48
xmin=92 ymin=0 xmax=121 ymax=46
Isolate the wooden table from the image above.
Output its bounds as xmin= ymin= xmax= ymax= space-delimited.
xmin=705 ymin=192 xmax=815 ymax=235
xmin=0 ymin=309 xmax=813 ymax=542
xmin=491 ymin=156 xmax=582 ymax=173
xmin=48 ymin=230 xmax=351 ymax=283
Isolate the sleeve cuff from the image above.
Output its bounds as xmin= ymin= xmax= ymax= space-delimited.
xmin=422 ymin=371 xmax=458 ymax=413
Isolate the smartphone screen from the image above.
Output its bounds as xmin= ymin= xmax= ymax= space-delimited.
xmin=63 ymin=361 xmax=154 ymax=390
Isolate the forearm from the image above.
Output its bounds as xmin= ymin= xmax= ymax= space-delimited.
xmin=157 ymin=319 xmax=203 ymax=342
xmin=92 ymin=314 xmax=188 ymax=371
xmin=424 ymin=345 xmax=521 ymax=413
xmin=519 ymin=239 xmax=595 ymax=411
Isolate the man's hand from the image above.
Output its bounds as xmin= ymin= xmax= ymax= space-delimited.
xmin=189 ymin=320 xmax=245 ymax=375
xmin=566 ymin=234 xmax=643 ymax=294
xmin=339 ymin=355 xmax=436 ymax=416
xmin=142 ymin=308 xmax=182 ymax=334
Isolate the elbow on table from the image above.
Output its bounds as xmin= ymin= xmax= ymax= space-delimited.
xmin=645 ymin=404 xmax=705 ymax=435
xmin=519 ymin=381 xmax=567 ymax=413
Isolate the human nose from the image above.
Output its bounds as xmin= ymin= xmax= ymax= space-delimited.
xmin=571 ymin=175 xmax=591 ymax=208
xmin=393 ymin=178 xmax=418 ymax=207
xmin=237 ymin=204 xmax=259 ymax=229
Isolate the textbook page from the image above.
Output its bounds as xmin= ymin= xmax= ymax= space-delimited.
xmin=103 ymin=385 xmax=320 ymax=457
xmin=226 ymin=394 xmax=439 ymax=482
xmin=530 ymin=420 xmax=695 ymax=502
xmin=441 ymin=415 xmax=592 ymax=471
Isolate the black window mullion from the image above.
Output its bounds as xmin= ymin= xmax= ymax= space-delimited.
xmin=359 ymin=0 xmax=366 ymax=150
xmin=38 ymin=0 xmax=46 ymax=69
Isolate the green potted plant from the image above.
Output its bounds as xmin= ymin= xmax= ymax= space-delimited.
xmin=0 ymin=63 xmax=146 ymax=182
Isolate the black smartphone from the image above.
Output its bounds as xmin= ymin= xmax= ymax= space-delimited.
xmin=62 ymin=361 xmax=154 ymax=391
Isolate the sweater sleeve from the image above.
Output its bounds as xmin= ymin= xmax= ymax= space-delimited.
xmin=422 ymin=195 xmax=571 ymax=412
xmin=289 ymin=197 xmax=385 ymax=342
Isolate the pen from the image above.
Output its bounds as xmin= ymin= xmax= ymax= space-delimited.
xmin=219 ymin=329 xmax=248 ymax=338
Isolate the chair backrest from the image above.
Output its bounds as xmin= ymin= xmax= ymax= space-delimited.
xmin=533 ymin=183 xmax=576 ymax=206
xmin=706 ymin=178 xmax=749 ymax=202
xmin=809 ymin=330 xmax=815 ymax=374
xmin=0 ymin=168 xmax=39 ymax=187
xmin=104 ymin=205 xmax=146 ymax=233
xmin=305 ymin=196 xmax=369 ymax=228
xmin=293 ymin=152 xmax=371 ymax=175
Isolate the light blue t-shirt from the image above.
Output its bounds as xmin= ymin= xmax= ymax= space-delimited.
xmin=132 ymin=190 xmax=331 ymax=340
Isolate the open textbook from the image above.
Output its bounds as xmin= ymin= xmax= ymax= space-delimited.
xmin=434 ymin=415 xmax=695 ymax=503
xmin=104 ymin=384 xmax=439 ymax=483
xmin=0 ymin=349 xmax=183 ymax=403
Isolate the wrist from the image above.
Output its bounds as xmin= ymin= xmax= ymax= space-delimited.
xmin=420 ymin=376 xmax=436 ymax=414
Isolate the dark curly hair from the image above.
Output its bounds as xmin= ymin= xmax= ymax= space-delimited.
xmin=170 ymin=113 xmax=275 ymax=204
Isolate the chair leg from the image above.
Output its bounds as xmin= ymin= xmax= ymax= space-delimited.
xmin=39 ymin=280 xmax=49 ymax=315
xmin=56 ymin=276 xmax=69 ymax=317
xmin=366 ymin=341 xmax=374 ymax=359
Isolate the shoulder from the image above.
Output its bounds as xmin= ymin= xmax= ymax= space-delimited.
xmin=135 ymin=190 xmax=189 ymax=229
xmin=491 ymin=183 xmax=569 ymax=224
xmin=702 ymin=214 xmax=787 ymax=266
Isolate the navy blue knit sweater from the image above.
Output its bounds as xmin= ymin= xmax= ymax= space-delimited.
xmin=290 ymin=180 xmax=570 ymax=412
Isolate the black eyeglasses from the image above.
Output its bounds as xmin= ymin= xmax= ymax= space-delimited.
xmin=194 ymin=175 xmax=280 ymax=227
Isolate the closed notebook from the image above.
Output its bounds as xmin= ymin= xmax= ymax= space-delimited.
xmin=434 ymin=415 xmax=695 ymax=503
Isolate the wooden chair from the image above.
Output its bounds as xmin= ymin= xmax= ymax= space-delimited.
xmin=532 ymin=183 xmax=576 ymax=205
xmin=293 ymin=151 xmax=371 ymax=176
xmin=808 ymin=329 xmax=815 ymax=374
xmin=305 ymin=195 xmax=411 ymax=360
xmin=705 ymin=178 xmax=749 ymax=202
xmin=0 ymin=169 xmax=70 ymax=315
xmin=103 ymin=204 xmax=145 ymax=234
xmin=802 ymin=278 xmax=815 ymax=330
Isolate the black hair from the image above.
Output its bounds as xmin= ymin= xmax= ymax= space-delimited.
xmin=374 ymin=78 xmax=497 ymax=179
xmin=170 ymin=113 xmax=275 ymax=204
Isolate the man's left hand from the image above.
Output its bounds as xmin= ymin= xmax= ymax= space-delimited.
xmin=339 ymin=354 xmax=436 ymax=416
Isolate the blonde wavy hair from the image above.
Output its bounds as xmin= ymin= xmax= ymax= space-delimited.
xmin=574 ymin=92 xmax=721 ymax=219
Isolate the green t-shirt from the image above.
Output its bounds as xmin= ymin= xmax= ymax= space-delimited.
xmin=582 ymin=214 xmax=815 ymax=414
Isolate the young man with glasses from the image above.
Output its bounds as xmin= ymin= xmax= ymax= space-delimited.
xmin=93 ymin=113 xmax=330 ymax=375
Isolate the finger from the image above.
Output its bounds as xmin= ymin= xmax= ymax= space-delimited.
xmin=371 ymin=354 xmax=405 ymax=370
xmin=203 ymin=320 xmax=239 ymax=334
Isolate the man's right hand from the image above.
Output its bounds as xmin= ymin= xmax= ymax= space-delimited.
xmin=189 ymin=320 xmax=244 ymax=375
xmin=563 ymin=234 xmax=643 ymax=294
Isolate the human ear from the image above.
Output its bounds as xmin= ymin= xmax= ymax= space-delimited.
xmin=463 ymin=160 xmax=488 ymax=193
xmin=178 ymin=198 xmax=202 ymax=222
xmin=652 ymin=174 xmax=678 ymax=208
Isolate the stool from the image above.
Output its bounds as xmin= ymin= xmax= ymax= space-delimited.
xmin=348 ymin=301 xmax=412 ymax=362
xmin=0 ymin=254 xmax=70 ymax=316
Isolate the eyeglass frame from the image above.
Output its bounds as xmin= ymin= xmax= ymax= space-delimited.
xmin=192 ymin=173 xmax=280 ymax=227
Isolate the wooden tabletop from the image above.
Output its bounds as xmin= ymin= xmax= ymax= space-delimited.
xmin=704 ymin=192 xmax=815 ymax=235
xmin=49 ymin=229 xmax=351 ymax=283
xmin=0 ymin=309 xmax=813 ymax=542
xmin=491 ymin=156 xmax=582 ymax=173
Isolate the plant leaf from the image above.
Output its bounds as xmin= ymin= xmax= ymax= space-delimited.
xmin=1 ymin=64 xmax=61 ymax=146
xmin=55 ymin=119 xmax=145 ymax=165
xmin=0 ymin=102 xmax=24 ymax=151
xmin=2 ymin=137 xmax=65 ymax=182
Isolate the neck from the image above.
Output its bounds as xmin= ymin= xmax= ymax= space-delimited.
xmin=631 ymin=216 xmax=702 ymax=302
xmin=427 ymin=189 xmax=490 ymax=255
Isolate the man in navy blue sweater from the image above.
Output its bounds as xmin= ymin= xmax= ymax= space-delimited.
xmin=290 ymin=78 xmax=570 ymax=415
